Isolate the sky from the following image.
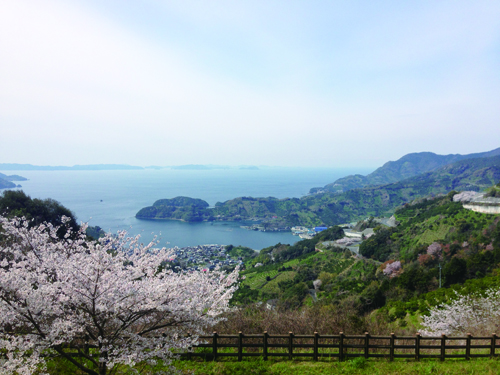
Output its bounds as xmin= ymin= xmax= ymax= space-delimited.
xmin=1 ymin=0 xmax=499 ymax=168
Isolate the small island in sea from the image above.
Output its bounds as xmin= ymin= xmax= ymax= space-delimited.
xmin=135 ymin=196 xmax=212 ymax=222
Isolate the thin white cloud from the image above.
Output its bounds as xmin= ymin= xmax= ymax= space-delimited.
xmin=0 ymin=0 xmax=499 ymax=167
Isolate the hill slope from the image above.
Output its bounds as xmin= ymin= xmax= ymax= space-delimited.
xmin=219 ymin=155 xmax=500 ymax=225
xmin=310 ymin=147 xmax=500 ymax=194
xmin=233 ymin=190 xmax=500 ymax=324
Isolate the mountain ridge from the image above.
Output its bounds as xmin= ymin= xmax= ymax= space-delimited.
xmin=310 ymin=147 xmax=500 ymax=194
xmin=136 ymin=153 xmax=500 ymax=226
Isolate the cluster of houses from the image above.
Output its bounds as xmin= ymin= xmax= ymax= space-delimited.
xmin=320 ymin=216 xmax=397 ymax=254
xmin=169 ymin=244 xmax=243 ymax=271
xmin=291 ymin=226 xmax=328 ymax=239
xmin=241 ymin=223 xmax=291 ymax=232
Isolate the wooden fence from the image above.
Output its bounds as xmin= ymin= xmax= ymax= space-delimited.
xmin=186 ymin=331 xmax=499 ymax=362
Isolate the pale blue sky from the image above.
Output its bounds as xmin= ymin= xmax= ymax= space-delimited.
xmin=1 ymin=0 xmax=499 ymax=167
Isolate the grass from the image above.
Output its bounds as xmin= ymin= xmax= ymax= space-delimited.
xmin=42 ymin=347 xmax=500 ymax=374
xmin=174 ymin=357 xmax=500 ymax=375
xmin=416 ymin=224 xmax=452 ymax=246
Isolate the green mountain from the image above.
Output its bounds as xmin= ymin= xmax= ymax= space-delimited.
xmin=310 ymin=147 xmax=500 ymax=194
xmin=136 ymin=154 xmax=500 ymax=227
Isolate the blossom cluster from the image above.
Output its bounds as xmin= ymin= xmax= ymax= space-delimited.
xmin=0 ymin=216 xmax=238 ymax=375
xmin=421 ymin=289 xmax=500 ymax=336
xmin=383 ymin=260 xmax=401 ymax=277
xmin=453 ymin=191 xmax=477 ymax=202
xmin=426 ymin=242 xmax=442 ymax=258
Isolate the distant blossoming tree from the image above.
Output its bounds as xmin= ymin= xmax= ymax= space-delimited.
xmin=453 ymin=191 xmax=477 ymax=202
xmin=0 ymin=216 xmax=238 ymax=375
xmin=427 ymin=242 xmax=442 ymax=258
xmin=383 ymin=260 xmax=401 ymax=277
xmin=421 ymin=289 xmax=500 ymax=336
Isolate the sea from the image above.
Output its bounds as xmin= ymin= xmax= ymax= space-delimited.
xmin=2 ymin=167 xmax=372 ymax=250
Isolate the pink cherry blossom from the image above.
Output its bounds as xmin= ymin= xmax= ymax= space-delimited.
xmin=383 ymin=260 xmax=401 ymax=277
xmin=453 ymin=191 xmax=477 ymax=202
xmin=427 ymin=242 xmax=442 ymax=258
xmin=421 ymin=289 xmax=500 ymax=336
xmin=0 ymin=216 xmax=238 ymax=375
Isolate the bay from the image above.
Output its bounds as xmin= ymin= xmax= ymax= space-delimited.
xmin=3 ymin=167 xmax=372 ymax=249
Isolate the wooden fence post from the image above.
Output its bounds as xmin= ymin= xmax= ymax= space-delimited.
xmin=364 ymin=332 xmax=370 ymax=359
xmin=185 ymin=331 xmax=500 ymax=363
xmin=440 ymin=334 xmax=446 ymax=362
xmin=415 ymin=333 xmax=420 ymax=361
xmin=263 ymin=331 xmax=268 ymax=361
xmin=491 ymin=333 xmax=497 ymax=358
xmin=466 ymin=333 xmax=471 ymax=360
xmin=314 ymin=332 xmax=319 ymax=361
xmin=390 ymin=333 xmax=395 ymax=361
xmin=213 ymin=332 xmax=218 ymax=362
xmin=339 ymin=332 xmax=344 ymax=362
xmin=238 ymin=332 xmax=243 ymax=362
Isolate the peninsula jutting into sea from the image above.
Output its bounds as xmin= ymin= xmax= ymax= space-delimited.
xmin=135 ymin=147 xmax=500 ymax=230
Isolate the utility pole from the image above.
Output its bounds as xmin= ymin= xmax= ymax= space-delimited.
xmin=438 ymin=263 xmax=442 ymax=288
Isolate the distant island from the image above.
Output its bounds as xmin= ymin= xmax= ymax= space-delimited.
xmin=0 ymin=172 xmax=27 ymax=189
xmin=0 ymin=163 xmax=144 ymax=171
xmin=136 ymin=148 xmax=500 ymax=229
xmin=0 ymin=163 xmax=257 ymax=171
xmin=170 ymin=164 xmax=231 ymax=170
xmin=136 ymin=196 xmax=211 ymax=222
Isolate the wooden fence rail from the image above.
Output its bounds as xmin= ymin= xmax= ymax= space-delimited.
xmin=186 ymin=331 xmax=499 ymax=362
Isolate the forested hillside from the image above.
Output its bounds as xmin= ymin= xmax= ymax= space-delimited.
xmin=230 ymin=189 xmax=500 ymax=332
xmin=310 ymin=147 xmax=500 ymax=193
xmin=0 ymin=190 xmax=104 ymax=240
xmin=136 ymin=154 xmax=500 ymax=227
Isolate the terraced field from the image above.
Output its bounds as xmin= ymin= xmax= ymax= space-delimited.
xmin=260 ymin=271 xmax=296 ymax=294
xmin=283 ymin=259 xmax=300 ymax=268
xmin=243 ymin=250 xmax=356 ymax=295
xmin=243 ymin=270 xmax=279 ymax=289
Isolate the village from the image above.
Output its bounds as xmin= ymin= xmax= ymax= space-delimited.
xmin=169 ymin=244 xmax=244 ymax=271
xmin=170 ymin=215 xmax=399 ymax=271
xmin=292 ymin=216 xmax=398 ymax=254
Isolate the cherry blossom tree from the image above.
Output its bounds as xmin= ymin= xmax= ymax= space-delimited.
xmin=452 ymin=191 xmax=477 ymax=202
xmin=383 ymin=260 xmax=401 ymax=277
xmin=0 ymin=216 xmax=238 ymax=375
xmin=420 ymin=289 xmax=500 ymax=336
xmin=426 ymin=242 xmax=442 ymax=258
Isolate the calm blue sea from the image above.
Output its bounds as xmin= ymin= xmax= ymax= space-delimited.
xmin=2 ymin=167 xmax=372 ymax=249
